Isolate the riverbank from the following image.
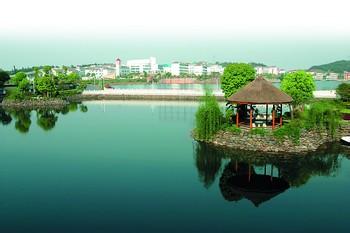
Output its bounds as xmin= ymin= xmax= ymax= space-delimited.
xmin=195 ymin=124 xmax=350 ymax=154
xmin=0 ymin=98 xmax=69 ymax=110
xmin=81 ymin=89 xmax=337 ymax=100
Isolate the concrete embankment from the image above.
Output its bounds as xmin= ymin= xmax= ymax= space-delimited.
xmin=81 ymin=89 xmax=337 ymax=100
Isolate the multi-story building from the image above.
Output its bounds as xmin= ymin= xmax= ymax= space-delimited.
xmin=158 ymin=64 xmax=172 ymax=73
xmin=171 ymin=62 xmax=189 ymax=76
xmin=188 ymin=64 xmax=207 ymax=76
xmin=326 ymin=73 xmax=339 ymax=80
xmin=126 ymin=57 xmax=158 ymax=74
xmin=344 ymin=71 xmax=350 ymax=80
xmin=314 ymin=73 xmax=324 ymax=81
xmin=255 ymin=66 xmax=282 ymax=75
xmin=115 ymin=58 xmax=130 ymax=77
xmin=84 ymin=66 xmax=115 ymax=80
xmin=207 ymin=64 xmax=224 ymax=75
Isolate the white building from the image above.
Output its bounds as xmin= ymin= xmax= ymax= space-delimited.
xmin=207 ymin=64 xmax=224 ymax=74
xmin=326 ymin=73 xmax=339 ymax=80
xmin=255 ymin=66 xmax=282 ymax=75
xmin=314 ymin=73 xmax=324 ymax=81
xmin=188 ymin=64 xmax=207 ymax=76
xmin=126 ymin=57 xmax=158 ymax=74
xmin=171 ymin=62 xmax=189 ymax=76
xmin=84 ymin=66 xmax=115 ymax=80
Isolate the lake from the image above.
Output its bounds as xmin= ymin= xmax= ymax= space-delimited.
xmin=110 ymin=80 xmax=350 ymax=91
xmin=1 ymin=101 xmax=350 ymax=233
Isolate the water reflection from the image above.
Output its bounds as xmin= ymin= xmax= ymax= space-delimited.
xmin=0 ymin=102 xmax=88 ymax=133
xmin=194 ymin=142 xmax=349 ymax=206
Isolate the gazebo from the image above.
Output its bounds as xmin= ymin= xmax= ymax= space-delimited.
xmin=227 ymin=77 xmax=292 ymax=129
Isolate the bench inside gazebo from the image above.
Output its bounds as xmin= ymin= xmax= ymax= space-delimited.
xmin=227 ymin=77 xmax=293 ymax=129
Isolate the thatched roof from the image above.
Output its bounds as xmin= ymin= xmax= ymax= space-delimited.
xmin=227 ymin=77 xmax=292 ymax=104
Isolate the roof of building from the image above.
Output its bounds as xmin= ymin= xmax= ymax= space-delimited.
xmin=227 ymin=76 xmax=292 ymax=104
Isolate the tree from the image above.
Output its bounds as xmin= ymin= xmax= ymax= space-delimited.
xmin=11 ymin=72 xmax=27 ymax=85
xmin=195 ymin=90 xmax=223 ymax=140
xmin=336 ymin=83 xmax=350 ymax=102
xmin=281 ymin=71 xmax=315 ymax=108
xmin=18 ymin=78 xmax=31 ymax=93
xmin=0 ymin=70 xmax=10 ymax=87
xmin=35 ymin=76 xmax=56 ymax=97
xmin=221 ymin=63 xmax=256 ymax=98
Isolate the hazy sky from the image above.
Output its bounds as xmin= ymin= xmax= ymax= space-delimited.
xmin=1 ymin=0 xmax=350 ymax=70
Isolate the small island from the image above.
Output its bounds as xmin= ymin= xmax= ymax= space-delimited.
xmin=193 ymin=63 xmax=350 ymax=154
xmin=0 ymin=66 xmax=86 ymax=109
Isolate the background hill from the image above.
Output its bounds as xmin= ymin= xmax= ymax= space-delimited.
xmin=309 ymin=60 xmax=350 ymax=73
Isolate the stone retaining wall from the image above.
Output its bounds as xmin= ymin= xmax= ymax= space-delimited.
xmin=199 ymin=124 xmax=350 ymax=154
xmin=0 ymin=99 xmax=69 ymax=110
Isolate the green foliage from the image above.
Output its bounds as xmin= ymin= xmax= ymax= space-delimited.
xmin=225 ymin=108 xmax=234 ymax=123
xmin=195 ymin=90 xmax=223 ymax=140
xmin=11 ymin=72 xmax=27 ymax=85
xmin=336 ymin=83 xmax=350 ymax=102
xmin=221 ymin=63 xmax=256 ymax=98
xmin=303 ymin=101 xmax=341 ymax=137
xmin=273 ymin=120 xmax=302 ymax=144
xmin=18 ymin=78 xmax=31 ymax=93
xmin=281 ymin=71 xmax=315 ymax=107
xmin=250 ymin=128 xmax=267 ymax=136
xmin=309 ymin=60 xmax=350 ymax=74
xmin=226 ymin=125 xmax=241 ymax=134
xmin=35 ymin=76 xmax=56 ymax=97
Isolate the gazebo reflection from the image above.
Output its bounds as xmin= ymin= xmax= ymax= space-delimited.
xmin=219 ymin=161 xmax=289 ymax=207
xmin=193 ymin=142 xmax=348 ymax=206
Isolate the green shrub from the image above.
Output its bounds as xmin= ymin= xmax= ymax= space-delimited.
xmin=226 ymin=125 xmax=241 ymax=134
xmin=195 ymin=90 xmax=223 ymax=140
xmin=273 ymin=120 xmax=302 ymax=144
xmin=303 ymin=101 xmax=341 ymax=137
xmin=250 ymin=128 xmax=267 ymax=136
xmin=336 ymin=83 xmax=350 ymax=102
xmin=225 ymin=108 xmax=234 ymax=123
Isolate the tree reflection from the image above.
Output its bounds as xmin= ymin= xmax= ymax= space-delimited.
xmin=0 ymin=102 xmax=88 ymax=133
xmin=36 ymin=109 xmax=58 ymax=131
xmin=13 ymin=109 xmax=32 ymax=133
xmin=193 ymin=142 xmax=349 ymax=206
xmin=0 ymin=107 xmax=12 ymax=125
xmin=194 ymin=143 xmax=222 ymax=188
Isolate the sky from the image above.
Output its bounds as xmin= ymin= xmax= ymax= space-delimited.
xmin=1 ymin=0 xmax=350 ymax=70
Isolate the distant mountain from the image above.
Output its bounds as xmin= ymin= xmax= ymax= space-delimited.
xmin=309 ymin=60 xmax=350 ymax=73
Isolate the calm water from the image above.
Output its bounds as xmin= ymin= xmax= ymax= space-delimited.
xmin=111 ymin=80 xmax=350 ymax=91
xmin=1 ymin=101 xmax=350 ymax=233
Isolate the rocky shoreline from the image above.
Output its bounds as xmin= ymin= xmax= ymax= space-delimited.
xmin=194 ymin=124 xmax=350 ymax=154
xmin=0 ymin=99 xmax=69 ymax=110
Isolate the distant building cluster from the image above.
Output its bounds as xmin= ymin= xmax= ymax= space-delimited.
xmin=114 ymin=57 xmax=224 ymax=77
xmin=255 ymin=66 xmax=286 ymax=75
xmin=344 ymin=71 xmax=350 ymax=81
xmin=310 ymin=71 xmax=350 ymax=81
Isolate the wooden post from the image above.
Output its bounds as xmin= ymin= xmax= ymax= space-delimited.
xmin=236 ymin=106 xmax=239 ymax=128
xmin=280 ymin=104 xmax=283 ymax=126
xmin=249 ymin=105 xmax=253 ymax=129
xmin=272 ymin=108 xmax=275 ymax=129
xmin=265 ymin=104 xmax=268 ymax=125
